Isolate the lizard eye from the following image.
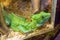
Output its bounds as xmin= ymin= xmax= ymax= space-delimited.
xmin=42 ymin=16 xmax=44 ymax=19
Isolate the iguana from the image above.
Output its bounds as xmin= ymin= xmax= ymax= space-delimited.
xmin=4 ymin=11 xmax=51 ymax=33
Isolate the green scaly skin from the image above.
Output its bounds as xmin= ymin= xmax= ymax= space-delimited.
xmin=4 ymin=11 xmax=51 ymax=33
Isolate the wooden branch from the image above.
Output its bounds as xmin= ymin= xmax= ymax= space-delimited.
xmin=0 ymin=5 xmax=9 ymax=34
xmin=0 ymin=27 xmax=8 ymax=34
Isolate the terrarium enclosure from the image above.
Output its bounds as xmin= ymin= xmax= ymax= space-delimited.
xmin=0 ymin=0 xmax=57 ymax=39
